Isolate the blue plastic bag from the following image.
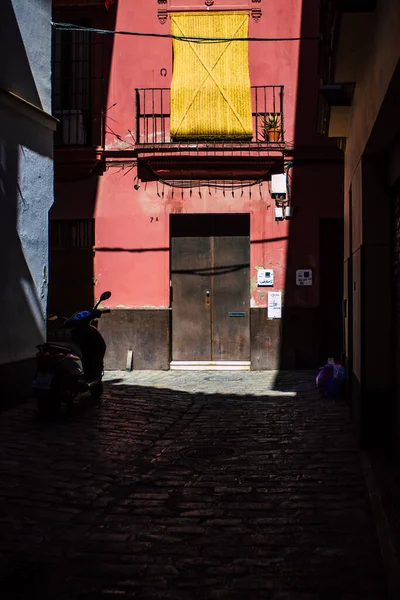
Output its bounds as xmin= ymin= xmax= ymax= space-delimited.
xmin=316 ymin=361 xmax=345 ymax=398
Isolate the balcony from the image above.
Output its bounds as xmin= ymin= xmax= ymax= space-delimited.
xmin=134 ymin=86 xmax=285 ymax=181
xmin=135 ymin=85 xmax=284 ymax=149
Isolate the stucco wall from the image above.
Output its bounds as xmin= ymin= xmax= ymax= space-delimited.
xmin=50 ymin=0 xmax=343 ymax=370
xmin=0 ymin=0 xmax=53 ymax=368
xmin=95 ymin=0 xmax=341 ymax=310
xmin=0 ymin=0 xmax=52 ymax=112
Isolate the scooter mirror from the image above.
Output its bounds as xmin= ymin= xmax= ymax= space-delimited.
xmin=94 ymin=291 xmax=112 ymax=309
xmin=99 ymin=291 xmax=112 ymax=302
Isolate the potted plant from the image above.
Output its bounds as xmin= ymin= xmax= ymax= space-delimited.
xmin=259 ymin=113 xmax=282 ymax=142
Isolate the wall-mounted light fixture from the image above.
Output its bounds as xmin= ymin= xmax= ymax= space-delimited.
xmin=271 ymin=173 xmax=286 ymax=221
xmin=271 ymin=164 xmax=294 ymax=221
xmin=271 ymin=173 xmax=286 ymax=199
xmin=285 ymin=206 xmax=294 ymax=219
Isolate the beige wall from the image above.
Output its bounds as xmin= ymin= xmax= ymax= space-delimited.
xmin=351 ymin=162 xmax=363 ymax=252
xmin=341 ymin=0 xmax=400 ymax=401
xmin=334 ymin=12 xmax=375 ymax=83
xmin=345 ymin=0 xmax=400 ymax=192
xmin=351 ymin=247 xmax=362 ymax=382
xmin=347 ymin=155 xmax=392 ymax=389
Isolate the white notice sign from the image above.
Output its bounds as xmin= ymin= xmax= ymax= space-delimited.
xmin=257 ymin=269 xmax=274 ymax=287
xmin=268 ymin=291 xmax=282 ymax=319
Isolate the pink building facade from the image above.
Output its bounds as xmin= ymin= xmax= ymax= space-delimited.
xmin=51 ymin=0 xmax=343 ymax=370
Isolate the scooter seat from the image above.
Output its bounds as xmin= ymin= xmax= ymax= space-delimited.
xmin=45 ymin=342 xmax=83 ymax=359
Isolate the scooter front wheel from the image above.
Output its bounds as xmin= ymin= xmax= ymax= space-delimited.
xmin=35 ymin=391 xmax=61 ymax=417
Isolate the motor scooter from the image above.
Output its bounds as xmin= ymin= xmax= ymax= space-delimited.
xmin=33 ymin=291 xmax=111 ymax=416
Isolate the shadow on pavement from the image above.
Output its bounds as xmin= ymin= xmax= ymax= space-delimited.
xmin=0 ymin=377 xmax=388 ymax=600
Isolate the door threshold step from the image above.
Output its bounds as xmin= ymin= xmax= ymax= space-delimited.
xmin=170 ymin=361 xmax=251 ymax=371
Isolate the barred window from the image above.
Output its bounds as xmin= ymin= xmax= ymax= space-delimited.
xmin=52 ymin=21 xmax=93 ymax=145
xmin=50 ymin=220 xmax=94 ymax=249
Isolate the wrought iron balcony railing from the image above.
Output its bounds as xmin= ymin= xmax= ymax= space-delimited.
xmin=135 ymin=86 xmax=284 ymax=149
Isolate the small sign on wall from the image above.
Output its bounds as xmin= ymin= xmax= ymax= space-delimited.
xmin=257 ymin=269 xmax=274 ymax=287
xmin=268 ymin=291 xmax=282 ymax=319
xmin=296 ymin=269 xmax=312 ymax=286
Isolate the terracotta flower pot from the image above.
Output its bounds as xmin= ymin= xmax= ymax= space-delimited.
xmin=268 ymin=129 xmax=281 ymax=142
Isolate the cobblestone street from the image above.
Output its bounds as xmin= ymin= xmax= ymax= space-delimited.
xmin=0 ymin=371 xmax=387 ymax=599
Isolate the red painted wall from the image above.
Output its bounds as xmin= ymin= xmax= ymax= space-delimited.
xmin=88 ymin=0 xmax=341 ymax=309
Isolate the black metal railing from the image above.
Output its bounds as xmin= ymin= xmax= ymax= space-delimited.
xmin=135 ymin=85 xmax=284 ymax=146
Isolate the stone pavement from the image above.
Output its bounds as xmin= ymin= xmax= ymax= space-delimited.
xmin=0 ymin=370 xmax=387 ymax=599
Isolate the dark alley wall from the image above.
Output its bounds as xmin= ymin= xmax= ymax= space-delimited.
xmin=275 ymin=0 xmax=344 ymax=375
xmin=0 ymin=0 xmax=54 ymax=407
xmin=343 ymin=2 xmax=400 ymax=449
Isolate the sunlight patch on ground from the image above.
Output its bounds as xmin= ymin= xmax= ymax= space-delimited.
xmin=103 ymin=370 xmax=298 ymax=398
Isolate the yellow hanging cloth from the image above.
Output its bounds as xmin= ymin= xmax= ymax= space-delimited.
xmin=170 ymin=12 xmax=252 ymax=140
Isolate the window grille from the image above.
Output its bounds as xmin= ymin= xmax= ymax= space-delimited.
xmin=50 ymin=220 xmax=95 ymax=249
xmin=52 ymin=22 xmax=104 ymax=146
xmin=53 ymin=22 xmax=92 ymax=145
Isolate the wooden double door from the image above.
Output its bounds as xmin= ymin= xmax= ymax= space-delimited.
xmin=171 ymin=214 xmax=250 ymax=362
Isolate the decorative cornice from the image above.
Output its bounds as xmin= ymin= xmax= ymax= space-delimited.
xmin=157 ymin=1 xmax=263 ymax=24
xmin=251 ymin=0 xmax=262 ymax=20
xmin=251 ymin=8 xmax=262 ymax=21
xmin=158 ymin=0 xmax=168 ymax=24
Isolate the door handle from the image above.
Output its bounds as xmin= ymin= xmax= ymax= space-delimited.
xmin=205 ymin=290 xmax=210 ymax=309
